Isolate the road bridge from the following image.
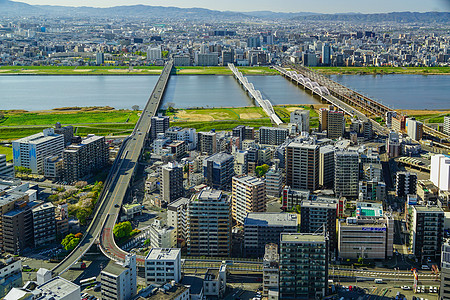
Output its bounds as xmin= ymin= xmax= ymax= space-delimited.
xmin=228 ymin=63 xmax=283 ymax=125
xmin=274 ymin=65 xmax=388 ymax=135
xmin=51 ymin=60 xmax=174 ymax=275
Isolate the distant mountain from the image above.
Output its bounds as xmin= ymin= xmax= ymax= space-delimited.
xmin=0 ymin=0 xmax=42 ymax=15
xmin=294 ymin=11 xmax=450 ymax=23
xmin=242 ymin=11 xmax=321 ymax=19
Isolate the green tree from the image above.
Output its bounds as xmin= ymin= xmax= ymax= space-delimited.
xmin=255 ymin=164 xmax=270 ymax=177
xmin=61 ymin=233 xmax=80 ymax=251
xmin=296 ymin=205 xmax=301 ymax=214
xmin=162 ymin=51 xmax=169 ymax=58
xmin=113 ymin=221 xmax=133 ymax=239
xmin=358 ymin=257 xmax=364 ymax=264
xmin=144 ymin=239 xmax=151 ymax=246
xmin=76 ymin=208 xmax=91 ymax=226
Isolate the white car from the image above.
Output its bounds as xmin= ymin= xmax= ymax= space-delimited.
xmin=401 ymin=286 xmax=412 ymax=290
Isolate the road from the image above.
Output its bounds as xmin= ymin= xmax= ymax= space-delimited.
xmin=51 ymin=61 xmax=173 ymax=275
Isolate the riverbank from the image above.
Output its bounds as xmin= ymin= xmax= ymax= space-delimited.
xmin=312 ymin=66 xmax=450 ymax=75
xmin=0 ymin=66 xmax=278 ymax=76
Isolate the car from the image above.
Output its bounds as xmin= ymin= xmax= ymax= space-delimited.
xmin=402 ymin=286 xmax=412 ymax=290
xmin=114 ymin=204 xmax=120 ymax=208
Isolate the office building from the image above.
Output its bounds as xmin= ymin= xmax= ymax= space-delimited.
xmin=444 ymin=116 xmax=450 ymax=136
xmin=167 ymin=197 xmax=189 ymax=243
xmin=195 ymin=53 xmax=218 ymax=66
xmin=96 ymin=52 xmax=104 ymax=65
xmin=63 ymin=135 xmax=109 ymax=183
xmin=197 ymin=131 xmax=217 ymax=155
xmin=279 ymin=233 xmax=328 ymax=300
xmin=300 ymin=198 xmax=337 ymax=255
xmin=161 ymin=162 xmax=184 ymax=204
xmin=203 ymin=153 xmax=234 ymax=190
xmin=204 ymin=265 xmax=227 ymax=298
xmin=339 ymin=205 xmax=394 ymax=260
xmin=430 ymin=154 xmax=450 ymax=192
xmin=187 ymin=190 xmax=231 ymax=257
xmin=101 ymin=254 xmax=137 ymax=300
xmin=302 ymin=52 xmax=318 ymax=67
xmin=285 ymin=141 xmax=320 ymax=191
xmin=259 ymin=127 xmax=288 ymax=145
xmin=13 ymin=128 xmax=64 ymax=174
xmin=396 ymin=171 xmax=418 ymax=197
xmin=322 ymin=43 xmax=331 ymax=66
xmin=263 ymin=244 xmax=279 ymax=299
xmin=334 ymin=150 xmax=359 ymax=198
xmin=232 ymin=175 xmax=266 ymax=225
xmin=243 ymin=213 xmax=297 ymax=257
xmin=145 ymin=248 xmax=181 ymax=284
xmin=409 ymin=205 xmax=444 ymax=263
xmin=147 ymin=46 xmax=162 ymax=61
xmin=440 ymin=240 xmax=450 ymax=300
xmin=290 ymin=110 xmax=310 ymax=132
xmin=0 ymin=154 xmax=13 ymax=177
xmin=150 ymin=115 xmax=170 ymax=141
xmin=319 ymin=145 xmax=335 ymax=188
xmin=222 ymin=50 xmax=234 ymax=65
xmin=32 ymin=202 xmax=56 ymax=247
xmin=265 ymin=165 xmax=283 ymax=198
xmin=319 ymin=108 xmax=344 ymax=139
xmin=406 ymin=118 xmax=423 ymax=141
xmin=359 ymin=180 xmax=386 ymax=202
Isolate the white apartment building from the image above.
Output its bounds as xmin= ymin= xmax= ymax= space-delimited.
xmin=431 ymin=154 xmax=450 ymax=191
xmin=145 ymin=248 xmax=181 ymax=284
xmin=12 ymin=128 xmax=64 ymax=174
xmin=148 ymin=219 xmax=176 ymax=248
xmin=101 ymin=254 xmax=137 ymax=300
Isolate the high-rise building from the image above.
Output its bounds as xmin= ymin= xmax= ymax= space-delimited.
xmin=322 ymin=43 xmax=331 ymax=66
xmin=165 ymin=127 xmax=197 ymax=150
xmin=281 ymin=187 xmax=310 ymax=212
xmin=265 ymin=165 xmax=283 ymax=198
xmin=233 ymin=150 xmax=248 ymax=176
xmin=101 ymin=254 xmax=137 ymax=300
xmin=430 ymin=154 xmax=450 ymax=192
xmin=0 ymin=154 xmax=13 ymax=177
xmin=32 ymin=202 xmax=56 ymax=247
xmin=440 ymin=240 xmax=450 ymax=299
xmin=54 ymin=122 xmax=73 ymax=147
xmin=161 ymin=162 xmax=184 ymax=204
xmin=197 ymin=131 xmax=217 ymax=155
xmin=300 ymin=198 xmax=337 ymax=255
xmin=96 ymin=52 xmax=104 ymax=65
xmin=13 ymin=128 xmax=64 ymax=174
xmin=334 ymin=150 xmax=359 ymax=198
xmin=444 ymin=116 xmax=450 ymax=136
xmin=150 ymin=115 xmax=170 ymax=141
xmin=232 ymin=125 xmax=254 ymax=148
xmin=319 ymin=108 xmax=344 ymax=139
xmin=148 ymin=219 xmax=176 ymax=248
xmin=195 ymin=53 xmax=219 ymax=66
xmin=396 ymin=171 xmax=417 ymax=197
xmin=203 ymin=153 xmax=234 ymax=190
xmin=409 ymin=205 xmax=444 ymax=263
xmin=145 ymin=248 xmax=181 ymax=285
xmin=232 ymin=175 xmax=266 ymax=225
xmin=243 ymin=213 xmax=297 ymax=257
xmin=259 ymin=127 xmax=289 ymax=145
xmin=279 ymin=233 xmax=328 ymax=300
xmin=406 ymin=118 xmax=423 ymax=141
xmin=290 ymin=110 xmax=310 ymax=132
xmin=147 ymin=46 xmax=162 ymax=61
xmin=187 ymin=190 xmax=231 ymax=257
xmin=263 ymin=243 xmax=279 ymax=298
xmin=222 ymin=50 xmax=234 ymax=66
xmin=319 ymin=145 xmax=335 ymax=188
xmin=167 ymin=197 xmax=189 ymax=243
xmin=385 ymin=111 xmax=397 ymax=129
xmin=247 ymin=36 xmax=261 ymax=48
xmin=63 ymin=135 xmax=109 ymax=183
xmin=285 ymin=142 xmax=320 ymax=191
xmin=387 ymin=131 xmax=401 ymax=158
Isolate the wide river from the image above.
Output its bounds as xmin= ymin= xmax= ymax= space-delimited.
xmin=0 ymin=74 xmax=448 ymax=110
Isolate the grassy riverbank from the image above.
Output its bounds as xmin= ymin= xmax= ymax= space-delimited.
xmin=0 ymin=66 xmax=278 ymax=76
xmin=312 ymin=66 xmax=450 ymax=75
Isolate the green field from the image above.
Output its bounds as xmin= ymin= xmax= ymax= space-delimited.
xmin=312 ymin=66 xmax=450 ymax=75
xmin=0 ymin=66 xmax=278 ymax=76
xmin=0 ymin=146 xmax=13 ymax=161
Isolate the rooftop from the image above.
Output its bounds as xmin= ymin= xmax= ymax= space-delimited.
xmin=414 ymin=205 xmax=444 ymax=213
xmin=204 ymin=152 xmax=233 ymax=164
xmin=196 ymin=189 xmax=223 ymax=201
xmin=244 ymin=213 xmax=297 ymax=227
xmin=36 ymin=276 xmax=80 ymax=299
xmin=146 ymin=248 xmax=180 ymax=261
xmin=102 ymin=261 xmax=127 ymax=277
xmin=13 ymin=129 xmax=62 ymax=145
xmin=233 ymin=175 xmax=265 ymax=186
xmin=144 ymin=284 xmax=189 ymax=300
xmin=281 ymin=233 xmax=326 ymax=243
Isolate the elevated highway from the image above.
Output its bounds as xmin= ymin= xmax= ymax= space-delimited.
xmin=51 ymin=60 xmax=174 ymax=275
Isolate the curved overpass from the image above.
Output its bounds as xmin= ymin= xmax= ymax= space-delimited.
xmin=52 ymin=61 xmax=173 ymax=275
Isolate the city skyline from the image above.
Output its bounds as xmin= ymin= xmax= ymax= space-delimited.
xmin=13 ymin=0 xmax=450 ymax=13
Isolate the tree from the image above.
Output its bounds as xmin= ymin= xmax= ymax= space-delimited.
xmin=296 ymin=205 xmax=301 ymax=214
xmin=113 ymin=221 xmax=133 ymax=239
xmin=76 ymin=208 xmax=91 ymax=226
xmin=144 ymin=239 xmax=151 ymax=246
xmin=61 ymin=233 xmax=80 ymax=251
xmin=132 ymin=105 xmax=140 ymax=111
xmin=74 ymin=233 xmax=83 ymax=239
xmin=255 ymin=164 xmax=270 ymax=177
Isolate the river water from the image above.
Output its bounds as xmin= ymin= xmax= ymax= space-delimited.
xmin=0 ymin=74 xmax=448 ymax=111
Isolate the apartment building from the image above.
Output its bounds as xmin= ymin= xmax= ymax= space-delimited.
xmin=319 ymin=145 xmax=335 ymax=188
xmin=145 ymin=248 xmax=181 ymax=285
xmin=334 ymin=150 xmax=359 ymax=198
xmin=167 ymin=197 xmax=189 ymax=243
xmin=101 ymin=254 xmax=137 ymax=300
xmin=231 ymin=175 xmax=266 ymax=225
xmin=197 ymin=131 xmax=217 ymax=155
xmin=396 ymin=171 xmax=418 ymax=197
xmin=290 ymin=109 xmax=310 ymax=132
xmin=259 ymin=127 xmax=289 ymax=146
xmin=263 ymin=244 xmax=279 ymax=299
xmin=32 ymin=202 xmax=56 ymax=247
xmin=13 ymin=128 xmax=64 ymax=174
xmin=203 ymin=153 xmax=234 ymax=190
xmin=0 ymin=155 xmax=13 ymax=178
xmin=150 ymin=115 xmax=170 ymax=141
xmin=285 ymin=142 xmax=320 ymax=191
xmin=161 ymin=162 xmax=184 ymax=204
xmin=265 ymin=165 xmax=283 ymax=198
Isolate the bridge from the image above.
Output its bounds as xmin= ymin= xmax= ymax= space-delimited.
xmin=228 ymin=63 xmax=283 ymax=126
xmin=274 ymin=65 xmax=388 ymax=135
xmin=282 ymin=62 xmax=450 ymax=142
xmin=51 ymin=60 xmax=174 ymax=275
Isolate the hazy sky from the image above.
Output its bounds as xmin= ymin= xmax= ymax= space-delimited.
xmin=17 ymin=0 xmax=450 ymax=13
